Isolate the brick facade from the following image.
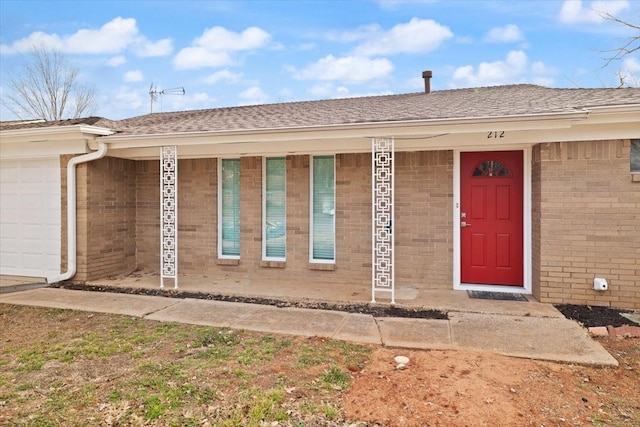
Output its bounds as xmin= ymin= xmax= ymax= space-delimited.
xmin=395 ymin=151 xmax=453 ymax=288
xmin=130 ymin=152 xmax=453 ymax=289
xmin=532 ymin=140 xmax=640 ymax=309
xmin=73 ymin=157 xmax=137 ymax=281
xmin=70 ymin=143 xmax=638 ymax=309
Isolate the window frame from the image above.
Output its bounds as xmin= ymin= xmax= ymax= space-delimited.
xmin=262 ymin=156 xmax=287 ymax=261
xmin=631 ymin=139 xmax=640 ymax=174
xmin=217 ymin=158 xmax=241 ymax=259
xmin=309 ymin=155 xmax=336 ymax=263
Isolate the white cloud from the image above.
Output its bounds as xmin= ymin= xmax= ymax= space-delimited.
xmin=106 ymin=55 xmax=127 ymax=67
xmin=0 ymin=17 xmax=171 ymax=57
xmin=623 ymin=57 xmax=640 ymax=73
xmin=451 ymin=50 xmax=556 ymax=87
xmin=132 ymin=37 xmax=173 ymax=57
xmin=294 ymin=55 xmax=394 ymax=83
xmin=238 ymin=85 xmax=269 ymax=105
xmin=173 ymin=26 xmax=271 ymax=70
xmin=355 ymin=18 xmax=453 ymax=56
xmin=618 ymin=57 xmax=640 ymax=86
xmin=484 ymin=24 xmax=524 ymax=43
xmin=203 ymin=69 xmax=243 ymax=84
xmin=64 ymin=17 xmax=138 ymax=54
xmin=558 ymin=0 xmax=629 ymax=24
xmin=124 ymin=70 xmax=144 ymax=82
xmin=112 ymin=86 xmax=146 ymax=112
xmin=0 ymin=31 xmax=64 ymax=54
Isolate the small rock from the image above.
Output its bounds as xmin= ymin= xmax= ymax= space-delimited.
xmin=510 ymin=387 xmax=516 ymax=393
xmin=396 ymin=363 xmax=406 ymax=370
xmin=588 ymin=326 xmax=609 ymax=337
xmin=394 ymin=355 xmax=410 ymax=365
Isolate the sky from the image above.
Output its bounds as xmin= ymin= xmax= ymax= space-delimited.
xmin=0 ymin=0 xmax=638 ymax=121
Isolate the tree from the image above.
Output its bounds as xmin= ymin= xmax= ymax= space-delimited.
xmin=1 ymin=46 xmax=96 ymax=121
xmin=600 ymin=11 xmax=640 ymax=65
xmin=599 ymin=11 xmax=640 ymax=87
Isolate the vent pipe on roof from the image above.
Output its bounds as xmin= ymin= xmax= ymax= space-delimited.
xmin=422 ymin=70 xmax=433 ymax=94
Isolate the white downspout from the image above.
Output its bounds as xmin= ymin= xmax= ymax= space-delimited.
xmin=47 ymin=141 xmax=108 ymax=284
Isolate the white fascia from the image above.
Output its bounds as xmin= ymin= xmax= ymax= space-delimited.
xmin=0 ymin=125 xmax=114 ymax=159
xmin=103 ymin=111 xmax=591 ymax=160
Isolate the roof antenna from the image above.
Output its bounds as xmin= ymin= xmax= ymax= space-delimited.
xmin=149 ymin=83 xmax=185 ymax=113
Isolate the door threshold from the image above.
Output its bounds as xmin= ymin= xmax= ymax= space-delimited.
xmin=467 ymin=290 xmax=528 ymax=301
xmin=455 ymin=283 xmax=528 ymax=294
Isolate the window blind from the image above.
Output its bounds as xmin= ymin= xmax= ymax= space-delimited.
xmin=264 ymin=157 xmax=286 ymax=259
xmin=312 ymin=156 xmax=335 ymax=261
xmin=220 ymin=159 xmax=240 ymax=257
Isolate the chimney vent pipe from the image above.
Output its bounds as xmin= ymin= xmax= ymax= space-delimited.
xmin=422 ymin=70 xmax=433 ymax=94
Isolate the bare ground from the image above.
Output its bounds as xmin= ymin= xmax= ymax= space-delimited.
xmin=1 ymin=303 xmax=639 ymax=426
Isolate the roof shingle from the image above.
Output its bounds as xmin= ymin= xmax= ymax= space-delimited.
xmin=2 ymin=85 xmax=639 ymax=136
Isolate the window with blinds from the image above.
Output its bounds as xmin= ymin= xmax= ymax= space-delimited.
xmin=263 ymin=157 xmax=286 ymax=260
xmin=219 ymin=158 xmax=240 ymax=258
xmin=310 ymin=155 xmax=335 ymax=262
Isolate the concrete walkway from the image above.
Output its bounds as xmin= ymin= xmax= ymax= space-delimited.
xmin=0 ymin=287 xmax=618 ymax=367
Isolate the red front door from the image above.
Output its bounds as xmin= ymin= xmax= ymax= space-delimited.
xmin=461 ymin=151 xmax=523 ymax=286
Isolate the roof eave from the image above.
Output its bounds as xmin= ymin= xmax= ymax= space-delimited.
xmin=0 ymin=125 xmax=115 ymax=159
xmin=103 ymin=110 xmax=591 ymax=148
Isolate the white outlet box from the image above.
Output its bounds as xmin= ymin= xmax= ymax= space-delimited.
xmin=593 ymin=278 xmax=608 ymax=291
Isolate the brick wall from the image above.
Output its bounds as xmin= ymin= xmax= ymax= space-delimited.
xmin=532 ymin=140 xmax=640 ymax=309
xmin=70 ymin=142 xmax=639 ymax=308
xmin=131 ymin=152 xmax=453 ymax=289
xmin=135 ymin=160 xmax=160 ymax=272
xmin=74 ymin=157 xmax=137 ymax=281
xmin=395 ymin=151 xmax=454 ymax=289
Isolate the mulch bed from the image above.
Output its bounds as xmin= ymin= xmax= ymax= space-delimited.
xmin=554 ymin=304 xmax=638 ymax=328
xmin=50 ymin=282 xmax=449 ymax=320
xmin=49 ymin=283 xmax=638 ymax=328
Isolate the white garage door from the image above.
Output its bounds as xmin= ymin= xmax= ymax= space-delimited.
xmin=0 ymin=157 xmax=61 ymax=279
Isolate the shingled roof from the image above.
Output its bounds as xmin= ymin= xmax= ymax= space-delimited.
xmin=3 ymin=85 xmax=639 ymax=136
xmin=106 ymin=84 xmax=640 ymax=136
xmin=0 ymin=116 xmax=120 ymax=132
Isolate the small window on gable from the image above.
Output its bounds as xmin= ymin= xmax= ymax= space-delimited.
xmin=472 ymin=160 xmax=511 ymax=177
xmin=631 ymin=140 xmax=640 ymax=173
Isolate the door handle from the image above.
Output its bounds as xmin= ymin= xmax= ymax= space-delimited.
xmin=461 ymin=221 xmax=471 ymax=228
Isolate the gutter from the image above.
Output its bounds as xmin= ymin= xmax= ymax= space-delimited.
xmin=103 ymin=110 xmax=592 ymax=145
xmin=47 ymin=141 xmax=108 ymax=284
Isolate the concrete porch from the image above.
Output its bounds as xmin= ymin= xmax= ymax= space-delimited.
xmin=85 ymin=271 xmax=562 ymax=319
xmin=0 ymin=275 xmax=48 ymax=294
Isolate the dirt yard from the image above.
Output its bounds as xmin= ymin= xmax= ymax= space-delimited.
xmin=1 ymin=304 xmax=638 ymax=426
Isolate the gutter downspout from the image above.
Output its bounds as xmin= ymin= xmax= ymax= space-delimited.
xmin=47 ymin=141 xmax=108 ymax=284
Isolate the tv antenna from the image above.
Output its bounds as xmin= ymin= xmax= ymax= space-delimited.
xmin=149 ymin=83 xmax=185 ymax=113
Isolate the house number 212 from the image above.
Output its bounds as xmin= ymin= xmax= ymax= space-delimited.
xmin=487 ymin=131 xmax=505 ymax=139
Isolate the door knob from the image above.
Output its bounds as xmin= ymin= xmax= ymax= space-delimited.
xmin=461 ymin=221 xmax=471 ymax=228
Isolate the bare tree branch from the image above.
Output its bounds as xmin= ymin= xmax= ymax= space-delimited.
xmin=599 ymin=11 xmax=640 ymax=67
xmin=0 ymin=46 xmax=96 ymax=121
